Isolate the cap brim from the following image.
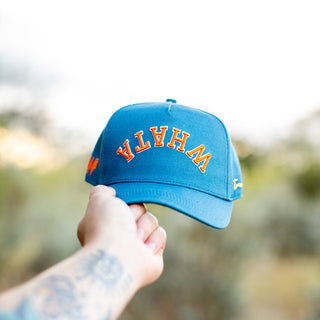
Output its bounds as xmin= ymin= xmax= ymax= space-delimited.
xmin=109 ymin=182 xmax=233 ymax=229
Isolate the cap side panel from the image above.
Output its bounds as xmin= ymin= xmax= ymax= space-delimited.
xmin=229 ymin=143 xmax=243 ymax=199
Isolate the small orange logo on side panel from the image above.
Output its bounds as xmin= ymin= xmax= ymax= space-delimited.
xmin=87 ymin=156 xmax=99 ymax=175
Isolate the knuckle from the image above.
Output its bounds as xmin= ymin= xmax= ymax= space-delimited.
xmin=89 ymin=185 xmax=115 ymax=200
xmin=147 ymin=212 xmax=159 ymax=226
xmin=89 ymin=185 xmax=102 ymax=198
xmin=157 ymin=226 xmax=167 ymax=240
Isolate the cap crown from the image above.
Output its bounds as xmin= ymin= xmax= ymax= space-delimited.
xmin=86 ymin=102 xmax=242 ymax=201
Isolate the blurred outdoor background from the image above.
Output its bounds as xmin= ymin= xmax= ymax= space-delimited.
xmin=1 ymin=1 xmax=320 ymax=319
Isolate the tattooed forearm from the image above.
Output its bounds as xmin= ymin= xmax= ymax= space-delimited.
xmin=32 ymin=275 xmax=82 ymax=319
xmin=0 ymin=299 xmax=35 ymax=320
xmin=0 ymin=250 xmax=131 ymax=320
xmin=0 ymin=275 xmax=83 ymax=320
xmin=77 ymin=250 xmax=132 ymax=294
xmin=77 ymin=250 xmax=124 ymax=286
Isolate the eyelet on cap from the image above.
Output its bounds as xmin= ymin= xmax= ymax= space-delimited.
xmin=166 ymin=99 xmax=177 ymax=103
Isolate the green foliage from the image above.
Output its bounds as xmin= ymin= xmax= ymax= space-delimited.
xmin=292 ymin=162 xmax=320 ymax=198
xmin=0 ymin=157 xmax=91 ymax=288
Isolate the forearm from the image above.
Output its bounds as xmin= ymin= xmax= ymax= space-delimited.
xmin=0 ymin=246 xmax=138 ymax=320
xmin=0 ymin=187 xmax=166 ymax=319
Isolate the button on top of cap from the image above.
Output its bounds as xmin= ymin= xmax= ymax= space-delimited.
xmin=166 ymin=99 xmax=177 ymax=103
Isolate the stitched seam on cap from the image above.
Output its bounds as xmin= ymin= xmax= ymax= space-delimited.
xmin=200 ymin=109 xmax=230 ymax=196
xmin=226 ymin=137 xmax=230 ymax=197
xmin=107 ymin=179 xmax=232 ymax=200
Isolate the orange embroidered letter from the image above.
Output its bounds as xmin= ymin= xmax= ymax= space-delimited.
xmin=186 ymin=145 xmax=212 ymax=173
xmin=87 ymin=156 xmax=99 ymax=175
xmin=117 ymin=139 xmax=135 ymax=162
xmin=167 ymin=128 xmax=190 ymax=152
xmin=150 ymin=126 xmax=168 ymax=147
xmin=134 ymin=131 xmax=151 ymax=153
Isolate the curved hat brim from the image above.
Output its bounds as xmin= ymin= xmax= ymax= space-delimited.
xmin=109 ymin=181 xmax=233 ymax=229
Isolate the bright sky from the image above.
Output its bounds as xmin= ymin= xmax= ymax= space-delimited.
xmin=1 ymin=0 xmax=320 ymax=145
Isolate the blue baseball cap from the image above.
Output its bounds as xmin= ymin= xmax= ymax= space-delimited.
xmin=85 ymin=100 xmax=243 ymax=229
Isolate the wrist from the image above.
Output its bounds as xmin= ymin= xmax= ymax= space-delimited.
xmin=78 ymin=244 xmax=141 ymax=294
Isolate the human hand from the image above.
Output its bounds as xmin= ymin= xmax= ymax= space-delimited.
xmin=77 ymin=185 xmax=167 ymax=290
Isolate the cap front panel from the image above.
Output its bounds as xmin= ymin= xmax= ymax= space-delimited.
xmin=100 ymin=103 xmax=230 ymax=199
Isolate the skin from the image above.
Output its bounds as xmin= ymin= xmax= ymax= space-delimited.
xmin=0 ymin=185 xmax=167 ymax=320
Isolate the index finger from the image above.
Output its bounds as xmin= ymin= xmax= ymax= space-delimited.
xmin=89 ymin=185 xmax=116 ymax=200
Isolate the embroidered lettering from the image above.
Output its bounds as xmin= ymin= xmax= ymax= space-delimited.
xmin=134 ymin=130 xmax=151 ymax=153
xmin=186 ymin=145 xmax=211 ymax=173
xmin=116 ymin=126 xmax=212 ymax=174
xmin=87 ymin=156 xmax=99 ymax=175
xmin=150 ymin=126 xmax=168 ymax=147
xmin=233 ymin=179 xmax=243 ymax=190
xmin=117 ymin=139 xmax=135 ymax=162
xmin=167 ymin=128 xmax=190 ymax=152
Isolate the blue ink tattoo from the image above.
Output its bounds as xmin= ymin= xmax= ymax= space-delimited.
xmin=77 ymin=250 xmax=124 ymax=288
xmin=32 ymin=275 xmax=81 ymax=319
xmin=0 ymin=299 xmax=35 ymax=320
xmin=0 ymin=250 xmax=131 ymax=319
